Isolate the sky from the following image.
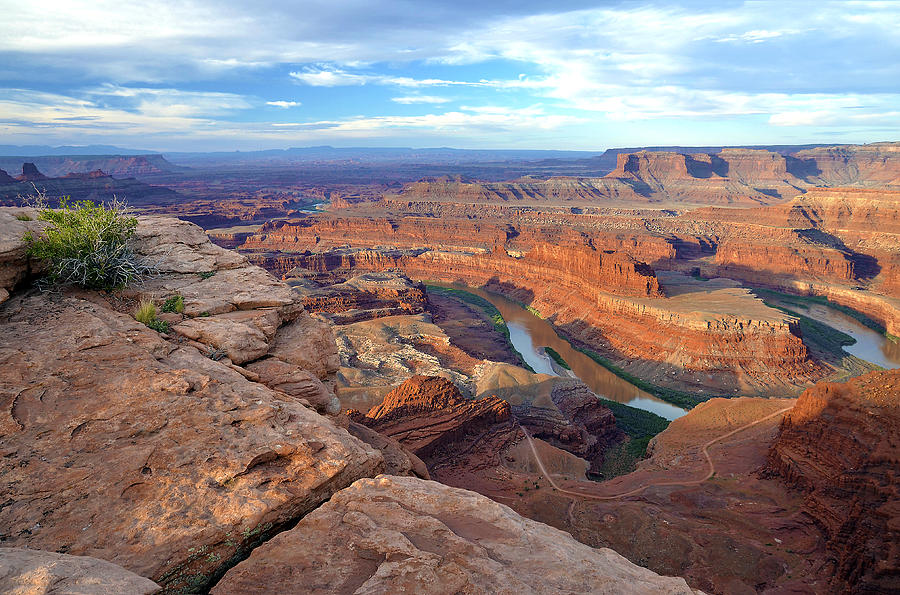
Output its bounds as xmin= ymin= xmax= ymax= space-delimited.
xmin=0 ymin=0 xmax=898 ymax=152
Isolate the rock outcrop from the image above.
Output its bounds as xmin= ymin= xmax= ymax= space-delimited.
xmin=211 ymin=475 xmax=702 ymax=594
xmin=0 ymin=548 xmax=160 ymax=595
xmin=0 ymin=214 xmax=383 ymax=592
xmin=357 ymin=375 xmax=511 ymax=461
xmin=16 ymin=163 xmax=48 ymax=182
xmin=0 ymin=208 xmax=43 ymax=304
xmin=766 ymin=369 xmax=900 ymax=594
xmin=285 ymin=270 xmax=427 ymax=324
xmin=0 ymin=169 xmax=182 ymax=207
xmin=0 ymin=154 xmax=181 ymax=178
xmin=258 ymin=242 xmax=820 ymax=393
xmin=387 ymin=143 xmax=899 ymax=207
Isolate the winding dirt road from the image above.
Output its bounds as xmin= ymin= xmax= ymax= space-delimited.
xmin=519 ymin=405 xmax=792 ymax=501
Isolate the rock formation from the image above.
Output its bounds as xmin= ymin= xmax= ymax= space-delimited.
xmin=285 ymin=269 xmax=427 ymax=324
xmin=766 ymin=369 xmax=900 ymax=593
xmin=246 ymin=240 xmax=821 ymax=393
xmin=62 ymin=169 xmax=109 ymax=179
xmin=211 ymin=475 xmax=703 ymax=594
xmin=0 ymin=209 xmax=43 ymax=304
xmin=0 ymin=548 xmax=160 ymax=595
xmin=0 ymin=154 xmax=181 ymax=178
xmin=389 ymin=142 xmax=899 ymax=207
xmin=357 ymin=375 xmax=511 ymax=461
xmin=16 ymin=163 xmax=48 ymax=182
xmin=0 ymin=210 xmax=383 ymax=592
xmin=0 ymin=167 xmax=183 ymax=208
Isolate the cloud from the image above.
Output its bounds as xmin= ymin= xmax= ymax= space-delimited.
xmin=391 ymin=95 xmax=450 ymax=104
xmin=271 ymin=105 xmax=581 ymax=134
xmin=713 ymin=29 xmax=805 ymax=43
xmin=82 ymin=85 xmax=253 ymax=118
xmin=289 ymin=66 xmax=493 ymax=88
xmin=288 ymin=67 xmax=370 ymax=86
xmin=1 ymin=1 xmax=898 ymax=148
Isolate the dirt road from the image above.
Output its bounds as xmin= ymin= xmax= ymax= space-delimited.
xmin=518 ymin=405 xmax=792 ymax=501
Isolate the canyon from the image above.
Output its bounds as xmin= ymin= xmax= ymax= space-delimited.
xmin=2 ymin=141 xmax=898 ymax=594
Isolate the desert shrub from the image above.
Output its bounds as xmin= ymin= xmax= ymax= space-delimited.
xmin=135 ymin=300 xmax=157 ymax=325
xmin=134 ymin=299 xmax=170 ymax=333
xmin=146 ymin=319 xmax=171 ymax=333
xmin=161 ymin=294 xmax=184 ymax=314
xmin=15 ymin=213 xmax=32 ymax=221
xmin=23 ymin=195 xmax=149 ymax=290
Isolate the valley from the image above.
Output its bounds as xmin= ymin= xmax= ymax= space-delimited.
xmin=2 ymin=141 xmax=898 ymax=594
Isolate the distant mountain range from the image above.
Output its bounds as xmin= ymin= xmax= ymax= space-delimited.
xmin=0 ymin=144 xmax=155 ymax=156
xmin=0 ymin=143 xmax=893 ymax=177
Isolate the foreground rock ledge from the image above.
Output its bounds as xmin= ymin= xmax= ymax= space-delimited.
xmin=0 ymin=548 xmax=160 ymax=595
xmin=212 ymin=475 xmax=702 ymax=594
xmin=0 ymin=213 xmax=383 ymax=593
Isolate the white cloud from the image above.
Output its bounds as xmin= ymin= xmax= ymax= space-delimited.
xmin=289 ymin=66 xmax=492 ymax=88
xmin=391 ymin=96 xmax=450 ymax=104
xmin=713 ymin=29 xmax=803 ymax=43
xmin=1 ymin=1 xmax=898 ymax=147
xmin=288 ymin=67 xmax=370 ymax=86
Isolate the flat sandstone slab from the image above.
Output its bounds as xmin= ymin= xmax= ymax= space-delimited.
xmin=0 ymin=548 xmax=160 ymax=595
xmin=213 ymin=475 xmax=702 ymax=594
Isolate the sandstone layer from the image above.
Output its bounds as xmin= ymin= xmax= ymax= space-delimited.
xmin=766 ymin=369 xmax=900 ymax=593
xmin=0 ymin=548 xmax=160 ymax=595
xmin=356 ymin=375 xmax=511 ymax=462
xmin=388 ymin=143 xmax=898 ymax=207
xmin=211 ymin=475 xmax=702 ymax=594
xmin=0 ymin=214 xmax=383 ymax=592
xmin=245 ymin=238 xmax=821 ymax=393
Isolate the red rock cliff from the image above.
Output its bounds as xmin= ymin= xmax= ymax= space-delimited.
xmin=766 ymin=369 xmax=900 ymax=594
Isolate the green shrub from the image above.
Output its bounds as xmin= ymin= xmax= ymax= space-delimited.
xmin=525 ymin=305 xmax=543 ymax=318
xmin=134 ymin=300 xmax=170 ymax=333
xmin=134 ymin=300 xmax=157 ymax=325
xmin=198 ymin=271 xmax=216 ymax=280
xmin=15 ymin=213 xmax=32 ymax=221
xmin=146 ymin=319 xmax=171 ymax=333
xmin=161 ymin=295 xmax=184 ymax=314
xmin=23 ymin=195 xmax=148 ymax=290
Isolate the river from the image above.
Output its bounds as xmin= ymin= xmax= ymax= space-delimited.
xmin=446 ymin=285 xmax=688 ymax=421
xmin=782 ymin=303 xmax=900 ymax=369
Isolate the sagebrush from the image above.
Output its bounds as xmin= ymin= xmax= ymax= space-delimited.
xmin=23 ymin=194 xmax=151 ymax=290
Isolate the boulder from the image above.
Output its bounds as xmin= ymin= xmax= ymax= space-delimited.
xmin=267 ymin=313 xmax=340 ymax=379
xmin=245 ymin=357 xmax=340 ymax=414
xmin=0 ymin=275 xmax=381 ymax=592
xmin=0 ymin=208 xmax=43 ymax=305
xmin=172 ymin=315 xmax=270 ymax=364
xmin=0 ymin=548 xmax=159 ymax=595
xmin=211 ymin=475 xmax=702 ymax=594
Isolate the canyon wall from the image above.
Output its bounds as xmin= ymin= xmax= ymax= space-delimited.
xmin=0 ymin=154 xmax=182 ymax=177
xmin=250 ymin=243 xmax=821 ymax=392
xmin=766 ymin=369 xmax=900 ymax=594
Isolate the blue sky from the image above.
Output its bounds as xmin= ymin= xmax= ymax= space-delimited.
xmin=1 ymin=0 xmax=898 ymax=151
